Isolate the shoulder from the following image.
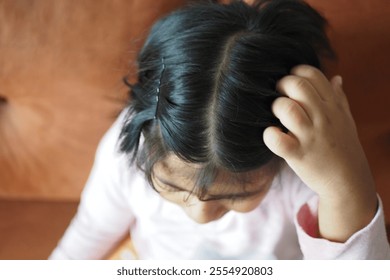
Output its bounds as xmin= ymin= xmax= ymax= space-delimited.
xmin=94 ymin=110 xmax=128 ymax=161
xmin=81 ymin=109 xmax=146 ymax=204
xmin=89 ymin=109 xmax=142 ymax=193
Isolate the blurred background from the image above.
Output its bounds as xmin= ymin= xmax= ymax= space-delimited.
xmin=0 ymin=0 xmax=389 ymax=259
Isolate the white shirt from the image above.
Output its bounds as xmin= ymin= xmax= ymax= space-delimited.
xmin=50 ymin=112 xmax=390 ymax=260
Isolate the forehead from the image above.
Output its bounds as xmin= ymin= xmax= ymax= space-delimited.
xmin=157 ymin=154 xmax=201 ymax=176
xmin=153 ymin=153 xmax=276 ymax=192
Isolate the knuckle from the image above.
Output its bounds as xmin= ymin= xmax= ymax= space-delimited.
xmin=272 ymin=133 xmax=290 ymax=157
xmin=287 ymin=76 xmax=310 ymax=94
xmin=277 ymin=76 xmax=304 ymax=95
xmin=283 ymin=100 xmax=299 ymax=115
xmin=303 ymin=66 xmax=319 ymax=78
xmin=285 ymin=101 xmax=306 ymax=125
xmin=276 ymin=99 xmax=307 ymax=126
xmin=293 ymin=77 xmax=308 ymax=91
xmin=293 ymin=64 xmax=319 ymax=78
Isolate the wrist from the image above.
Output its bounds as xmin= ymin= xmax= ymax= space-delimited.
xmin=317 ymin=187 xmax=378 ymax=242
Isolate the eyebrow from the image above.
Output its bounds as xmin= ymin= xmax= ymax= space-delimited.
xmin=154 ymin=175 xmax=265 ymax=201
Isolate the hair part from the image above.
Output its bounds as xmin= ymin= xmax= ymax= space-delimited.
xmin=120 ymin=0 xmax=335 ymax=194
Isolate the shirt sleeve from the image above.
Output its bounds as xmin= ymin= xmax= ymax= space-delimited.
xmin=295 ymin=194 xmax=390 ymax=259
xmin=49 ymin=113 xmax=135 ymax=259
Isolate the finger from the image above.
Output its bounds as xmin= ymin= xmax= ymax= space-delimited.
xmin=263 ymin=126 xmax=300 ymax=160
xmin=272 ymin=97 xmax=312 ymax=135
xmin=291 ymin=65 xmax=334 ymax=101
xmin=331 ymin=75 xmax=347 ymax=103
xmin=276 ymin=75 xmax=323 ymax=122
xmin=330 ymin=75 xmax=353 ymax=118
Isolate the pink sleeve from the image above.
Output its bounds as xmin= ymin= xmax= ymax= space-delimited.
xmin=295 ymin=195 xmax=390 ymax=259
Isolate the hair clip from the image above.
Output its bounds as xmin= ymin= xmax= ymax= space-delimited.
xmin=154 ymin=58 xmax=166 ymax=119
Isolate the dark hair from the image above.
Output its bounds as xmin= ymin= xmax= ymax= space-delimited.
xmin=120 ymin=0 xmax=334 ymax=195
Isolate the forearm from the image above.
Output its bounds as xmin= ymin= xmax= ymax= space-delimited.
xmin=318 ymin=183 xmax=378 ymax=243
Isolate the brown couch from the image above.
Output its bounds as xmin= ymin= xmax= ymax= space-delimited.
xmin=0 ymin=0 xmax=186 ymax=259
xmin=0 ymin=0 xmax=389 ymax=260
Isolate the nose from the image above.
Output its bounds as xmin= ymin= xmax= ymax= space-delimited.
xmin=185 ymin=198 xmax=228 ymax=224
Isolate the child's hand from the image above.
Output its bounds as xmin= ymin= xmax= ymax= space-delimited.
xmin=263 ymin=65 xmax=378 ymax=242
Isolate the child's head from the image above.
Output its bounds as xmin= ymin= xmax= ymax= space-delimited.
xmin=120 ymin=0 xmax=333 ymax=223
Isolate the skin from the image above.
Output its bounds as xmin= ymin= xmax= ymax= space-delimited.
xmin=152 ymin=155 xmax=278 ymax=224
xmin=263 ymin=64 xmax=378 ymax=242
xmin=153 ymin=64 xmax=377 ymax=243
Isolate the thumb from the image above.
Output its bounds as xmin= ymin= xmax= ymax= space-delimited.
xmin=263 ymin=126 xmax=299 ymax=160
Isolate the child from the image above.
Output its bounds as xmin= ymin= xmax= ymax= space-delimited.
xmin=50 ymin=0 xmax=390 ymax=259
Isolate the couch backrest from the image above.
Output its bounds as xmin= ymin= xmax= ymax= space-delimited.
xmin=0 ymin=0 xmax=185 ymax=200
